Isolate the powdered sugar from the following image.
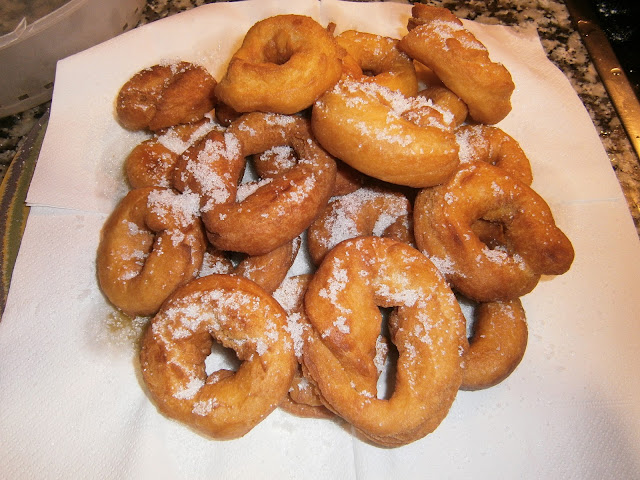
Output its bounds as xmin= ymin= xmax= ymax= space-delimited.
xmin=147 ymin=189 xmax=201 ymax=228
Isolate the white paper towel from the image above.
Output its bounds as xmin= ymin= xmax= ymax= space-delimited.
xmin=3 ymin=0 xmax=640 ymax=478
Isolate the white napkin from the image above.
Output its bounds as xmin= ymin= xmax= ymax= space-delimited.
xmin=3 ymin=0 xmax=640 ymax=478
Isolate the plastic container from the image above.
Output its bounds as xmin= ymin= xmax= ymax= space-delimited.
xmin=0 ymin=0 xmax=146 ymax=118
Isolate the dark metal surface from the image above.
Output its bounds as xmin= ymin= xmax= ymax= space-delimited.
xmin=565 ymin=0 xmax=640 ymax=160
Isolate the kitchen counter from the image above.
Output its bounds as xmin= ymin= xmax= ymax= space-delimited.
xmin=1 ymin=0 xmax=638 ymax=236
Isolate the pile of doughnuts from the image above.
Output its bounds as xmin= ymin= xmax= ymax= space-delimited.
xmin=97 ymin=5 xmax=574 ymax=447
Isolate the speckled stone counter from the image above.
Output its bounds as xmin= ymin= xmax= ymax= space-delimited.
xmin=1 ymin=0 xmax=639 ymax=236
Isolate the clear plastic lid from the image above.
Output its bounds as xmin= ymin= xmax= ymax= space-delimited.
xmin=0 ymin=0 xmax=71 ymax=36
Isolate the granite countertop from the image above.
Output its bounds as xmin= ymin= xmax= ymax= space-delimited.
xmin=1 ymin=0 xmax=639 ymax=236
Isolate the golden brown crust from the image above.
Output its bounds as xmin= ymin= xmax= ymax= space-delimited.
xmin=307 ymin=186 xmax=413 ymax=265
xmin=311 ymin=77 xmax=459 ymax=188
xmin=252 ymin=143 xmax=365 ymax=198
xmin=171 ymin=129 xmax=245 ymax=208
xmin=336 ymin=30 xmax=418 ymax=97
xmin=198 ymin=236 xmax=300 ymax=294
xmin=202 ymin=113 xmax=336 ymax=256
xmin=139 ymin=274 xmax=296 ymax=439
xmin=215 ymin=15 xmax=343 ymax=114
xmin=302 ymin=237 xmax=466 ymax=447
xmin=232 ymin=236 xmax=301 ymax=293
xmin=399 ymin=5 xmax=514 ymax=124
xmin=272 ymin=275 xmax=335 ymax=419
xmin=416 ymin=85 xmax=468 ymax=128
xmin=461 ymin=298 xmax=528 ymax=390
xmin=455 ymin=124 xmax=533 ymax=185
xmin=125 ymin=118 xmax=222 ymax=189
xmin=125 ymin=141 xmax=179 ymax=189
xmin=413 ymin=161 xmax=574 ymax=301
xmin=101 ymin=9 xmax=577 ymax=446
xmin=96 ymin=187 xmax=206 ymax=316
xmin=116 ymin=62 xmax=217 ymax=131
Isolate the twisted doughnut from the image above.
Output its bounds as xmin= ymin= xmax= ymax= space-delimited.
xmin=116 ymin=61 xmax=217 ymax=131
xmin=399 ymin=5 xmax=514 ymax=124
xmin=96 ymin=187 xmax=205 ymax=316
xmin=413 ymin=161 xmax=574 ymax=301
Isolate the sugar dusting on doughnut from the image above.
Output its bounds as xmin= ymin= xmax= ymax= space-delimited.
xmin=99 ymin=9 xmax=575 ymax=446
xmin=303 ymin=237 xmax=466 ymax=446
xmin=414 ymin=161 xmax=574 ymax=301
xmin=399 ymin=4 xmax=514 ymax=124
xmin=140 ymin=274 xmax=295 ymax=439
xmin=312 ymin=77 xmax=459 ymax=187
xmin=307 ymin=186 xmax=412 ymax=265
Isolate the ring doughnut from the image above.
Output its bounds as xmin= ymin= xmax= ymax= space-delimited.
xmin=455 ymin=124 xmax=533 ymax=185
xmin=302 ymin=236 xmax=466 ymax=447
xmin=97 ymin=187 xmax=205 ymax=316
xmin=335 ymin=30 xmax=418 ymax=97
xmin=202 ymin=113 xmax=337 ymax=256
xmin=413 ymin=161 xmax=574 ymax=301
xmin=461 ymin=298 xmax=528 ymax=390
xmin=116 ymin=61 xmax=217 ymax=131
xmin=272 ymin=275 xmax=335 ymax=419
xmin=399 ymin=5 xmax=515 ymax=124
xmin=311 ymin=77 xmax=459 ymax=188
xmin=139 ymin=274 xmax=296 ymax=439
xmin=215 ymin=15 xmax=343 ymax=114
xmin=307 ymin=186 xmax=413 ymax=265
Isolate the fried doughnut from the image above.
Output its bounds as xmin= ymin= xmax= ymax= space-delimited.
xmin=139 ymin=274 xmax=296 ymax=439
xmin=311 ymin=78 xmax=459 ymax=188
xmin=272 ymin=275 xmax=335 ymax=419
xmin=456 ymin=124 xmax=533 ymax=185
xmin=399 ymin=5 xmax=514 ymax=124
xmin=96 ymin=187 xmax=205 ymax=316
xmin=302 ymin=237 xmax=466 ymax=447
xmin=416 ymin=85 xmax=468 ymax=128
xmin=461 ymin=298 xmax=528 ymax=391
xmin=307 ymin=186 xmax=413 ymax=265
xmin=336 ymin=30 xmax=418 ymax=97
xmin=116 ymin=61 xmax=217 ymax=131
xmin=413 ymin=161 xmax=574 ymax=301
xmin=413 ymin=60 xmax=443 ymax=87
xmin=215 ymin=15 xmax=343 ymax=114
xmin=199 ymin=237 xmax=301 ymax=294
xmin=172 ymin=128 xmax=245 ymax=211
xmin=214 ymin=102 xmax=242 ymax=127
xmin=252 ymin=144 xmax=365 ymax=197
xmin=202 ymin=113 xmax=337 ymax=256
xmin=125 ymin=117 xmax=222 ymax=188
